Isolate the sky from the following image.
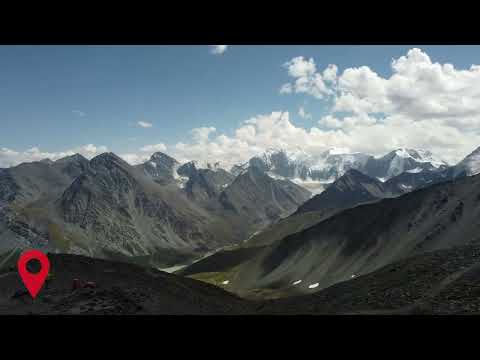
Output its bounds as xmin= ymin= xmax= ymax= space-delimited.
xmin=1 ymin=45 xmax=480 ymax=168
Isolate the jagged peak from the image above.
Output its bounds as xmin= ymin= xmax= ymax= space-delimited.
xmin=375 ymin=148 xmax=448 ymax=166
xmin=90 ymin=152 xmax=131 ymax=170
xmin=91 ymin=152 xmax=120 ymax=161
xmin=149 ymin=152 xmax=178 ymax=163
xmin=55 ymin=153 xmax=88 ymax=164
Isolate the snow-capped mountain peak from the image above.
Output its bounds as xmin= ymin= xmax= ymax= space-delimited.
xmin=232 ymin=147 xmax=450 ymax=194
xmin=369 ymin=148 xmax=449 ymax=179
xmin=394 ymin=148 xmax=414 ymax=159
xmin=390 ymin=148 xmax=448 ymax=167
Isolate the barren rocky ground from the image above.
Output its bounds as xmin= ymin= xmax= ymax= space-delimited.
xmin=2 ymin=246 xmax=480 ymax=315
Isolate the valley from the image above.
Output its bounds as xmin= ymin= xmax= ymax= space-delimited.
xmin=1 ymin=145 xmax=480 ymax=314
xmin=3 ymin=44 xmax=480 ymax=316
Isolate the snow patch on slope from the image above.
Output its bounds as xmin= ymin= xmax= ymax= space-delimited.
xmin=406 ymin=167 xmax=423 ymax=174
xmin=172 ymin=164 xmax=189 ymax=189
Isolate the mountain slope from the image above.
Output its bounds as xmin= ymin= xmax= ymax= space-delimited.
xmin=219 ymin=166 xmax=311 ymax=227
xmin=260 ymin=244 xmax=480 ymax=314
xmin=178 ymin=161 xmax=235 ymax=204
xmin=0 ymin=155 xmax=93 ymax=252
xmin=454 ymin=146 xmax=480 ymax=176
xmin=136 ymin=152 xmax=181 ymax=185
xmin=239 ymin=173 xmax=480 ymax=295
xmin=249 ymin=167 xmax=460 ymax=250
xmin=384 ymin=166 xmax=457 ymax=194
xmin=3 ymin=246 xmax=480 ymax=314
xmin=52 ymin=154 xmax=91 ymax=179
xmin=182 ymin=172 xmax=480 ymax=298
xmin=364 ymin=148 xmax=448 ymax=180
xmin=295 ymin=169 xmax=392 ymax=214
xmin=0 ymin=253 xmax=254 ymax=315
xmin=56 ymin=153 xmax=236 ymax=260
xmin=0 ymin=151 xmax=312 ymax=268
xmin=296 ymin=167 xmax=461 ymax=215
xmin=0 ymin=155 xmax=88 ymax=206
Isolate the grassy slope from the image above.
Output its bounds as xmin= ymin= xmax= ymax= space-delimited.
xmin=177 ymin=210 xmax=343 ymax=300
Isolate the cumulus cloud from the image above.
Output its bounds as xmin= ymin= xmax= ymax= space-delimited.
xmin=280 ymin=57 xmax=336 ymax=99
xmin=284 ymin=48 xmax=480 ymax=129
xmin=118 ymin=143 xmax=168 ymax=165
xmin=0 ymin=144 xmax=108 ymax=168
xmin=318 ymin=115 xmax=342 ymax=129
xmin=118 ymin=153 xmax=150 ymax=165
xmin=273 ymin=48 xmax=480 ymax=164
xmin=170 ymin=111 xmax=366 ymax=168
xmin=322 ymin=64 xmax=338 ymax=83
xmin=209 ymin=45 xmax=228 ymax=55
xmin=286 ymin=56 xmax=316 ymax=78
xmin=191 ymin=127 xmax=216 ymax=143
xmin=168 ymin=108 xmax=480 ymax=169
xmin=137 ymin=121 xmax=153 ymax=128
xmin=5 ymin=48 xmax=479 ymax=170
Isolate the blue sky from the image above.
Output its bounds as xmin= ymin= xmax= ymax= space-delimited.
xmin=2 ymin=45 xmax=480 ymax=167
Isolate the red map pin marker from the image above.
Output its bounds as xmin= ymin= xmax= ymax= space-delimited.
xmin=17 ymin=250 xmax=50 ymax=299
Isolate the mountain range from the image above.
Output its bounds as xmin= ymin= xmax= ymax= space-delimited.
xmin=180 ymin=167 xmax=480 ymax=299
xmin=2 ymin=144 xmax=480 ymax=312
xmin=0 ymin=151 xmax=310 ymax=267
xmin=232 ymin=147 xmax=454 ymax=193
xmin=2 ymin=146 xmax=479 ymax=252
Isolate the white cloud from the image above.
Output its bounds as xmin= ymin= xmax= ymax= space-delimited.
xmin=191 ymin=127 xmax=216 ymax=143
xmin=0 ymin=143 xmax=158 ymax=168
xmin=170 ymin=111 xmax=351 ymax=167
xmin=281 ymin=57 xmax=335 ymax=99
xmin=286 ymin=56 xmax=317 ymax=78
xmin=209 ymin=45 xmax=228 ymax=55
xmin=281 ymin=48 xmax=480 ymax=120
xmin=72 ymin=110 xmax=86 ymax=117
xmin=137 ymin=121 xmax=153 ymax=128
xmin=118 ymin=153 xmax=149 ymax=165
xmin=298 ymin=106 xmax=312 ymax=119
xmin=0 ymin=144 xmax=108 ymax=168
xmin=4 ymin=48 xmax=479 ymax=170
xmin=273 ymin=48 xmax=480 ymax=164
xmin=140 ymin=143 xmax=167 ymax=153
xmin=322 ymin=64 xmax=338 ymax=83
xmin=78 ymin=144 xmax=108 ymax=158
xmin=291 ymin=47 xmax=480 ymax=128
xmin=168 ymin=109 xmax=480 ymax=168
xmin=4 ymin=112 xmax=479 ymax=170
xmin=318 ymin=115 xmax=342 ymax=129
